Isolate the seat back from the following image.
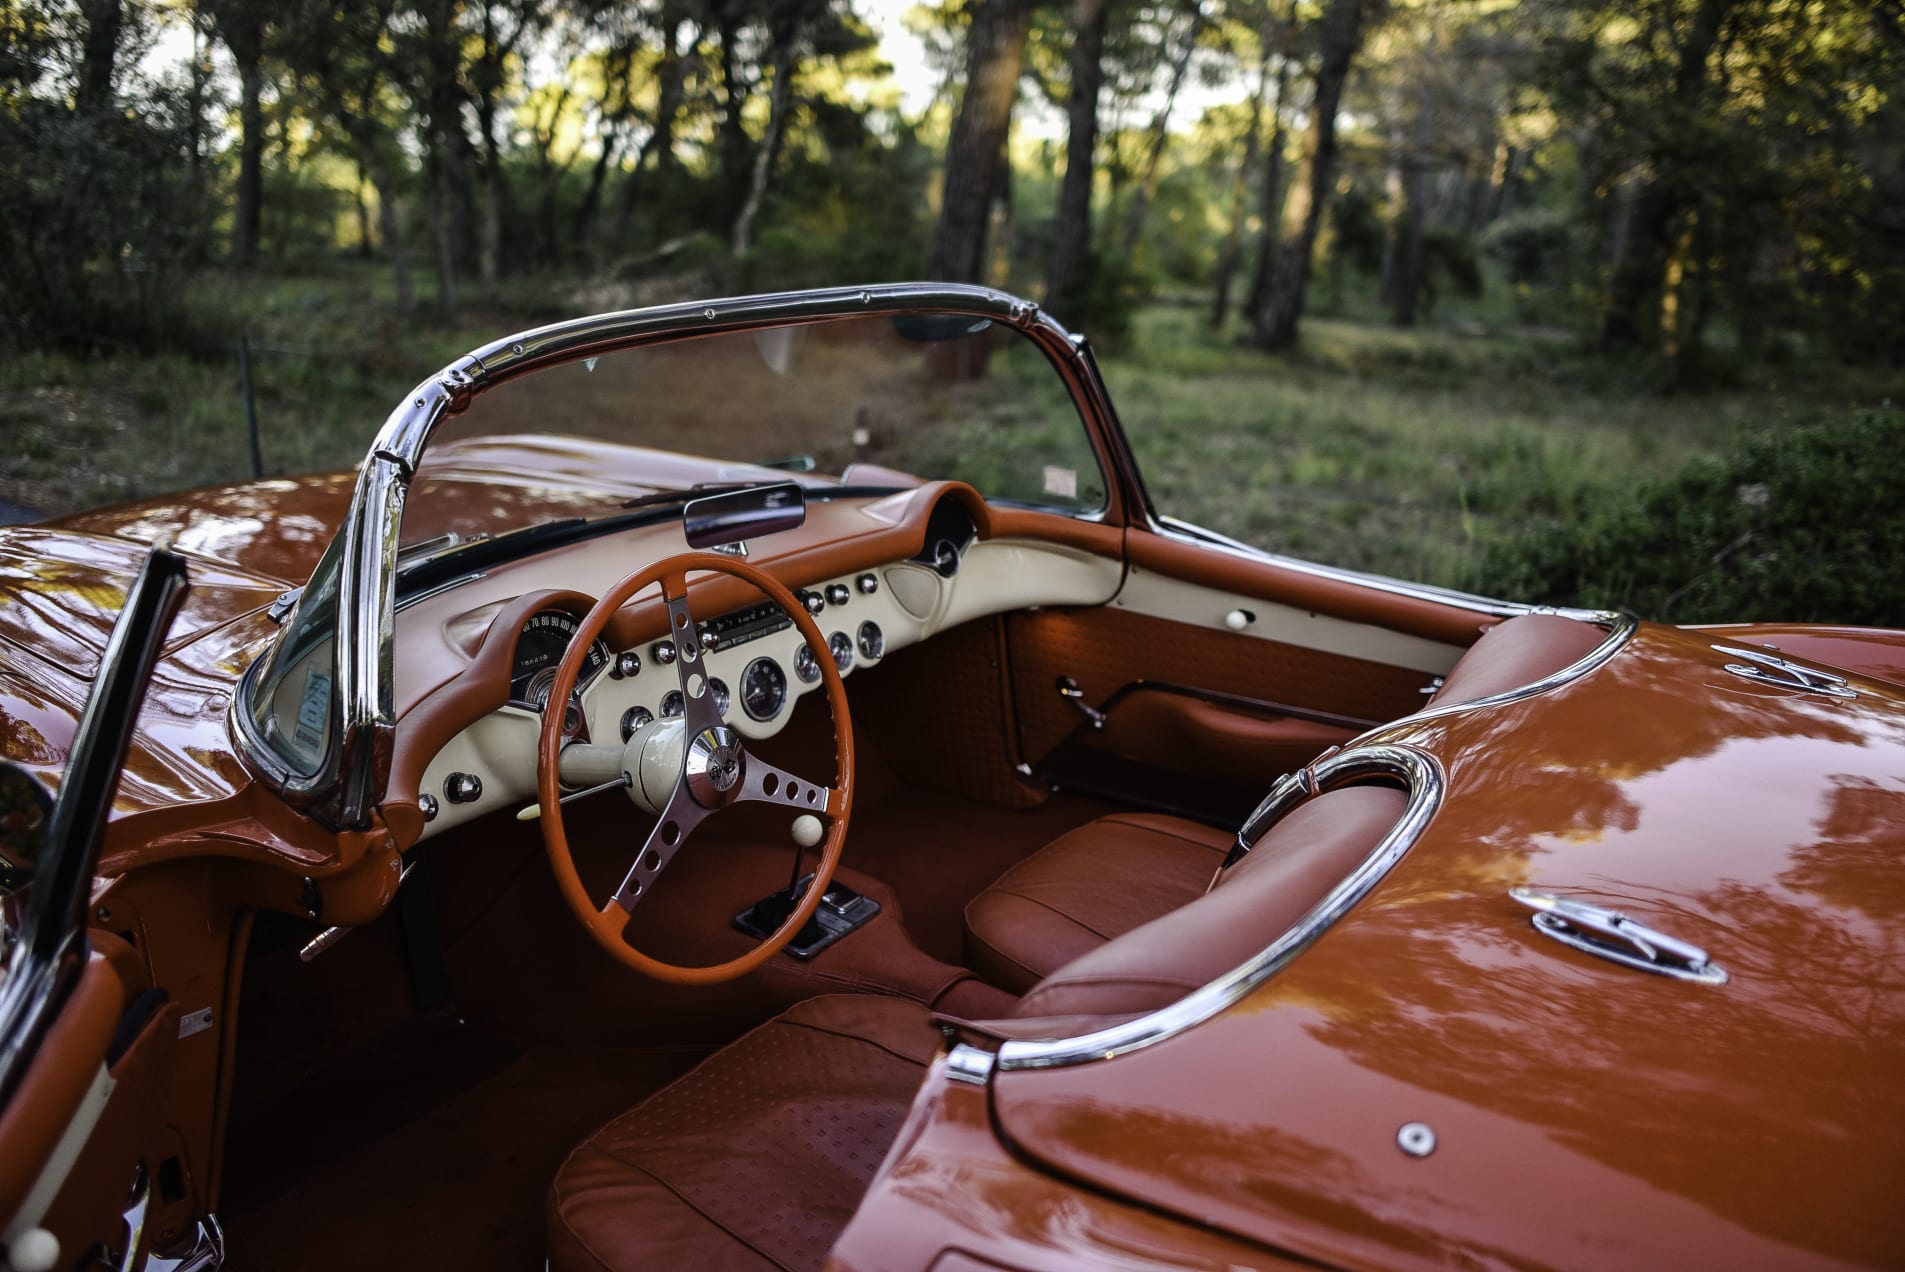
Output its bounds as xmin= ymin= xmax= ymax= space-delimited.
xmin=1010 ymin=784 xmax=1409 ymax=1020
xmin=1426 ymin=613 xmax=1606 ymax=709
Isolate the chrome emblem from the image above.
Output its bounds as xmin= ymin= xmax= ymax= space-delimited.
xmin=684 ymin=726 xmax=747 ymax=808
xmin=1712 ymin=645 xmax=1857 ymax=700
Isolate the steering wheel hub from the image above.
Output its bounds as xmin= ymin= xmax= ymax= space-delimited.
xmin=685 ymin=726 xmax=747 ymax=807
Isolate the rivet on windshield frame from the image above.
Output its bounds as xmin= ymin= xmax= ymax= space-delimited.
xmin=704 ymin=307 xmax=716 ymax=320
xmin=511 ymin=342 xmax=525 ymax=355
xmin=1397 ymin=1123 xmax=1437 ymax=1158
xmin=859 ymin=291 xmax=870 ymax=304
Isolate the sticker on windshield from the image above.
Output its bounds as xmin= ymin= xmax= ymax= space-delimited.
xmin=1042 ymin=466 xmax=1079 ymax=500
xmin=294 ymin=667 xmax=332 ymax=755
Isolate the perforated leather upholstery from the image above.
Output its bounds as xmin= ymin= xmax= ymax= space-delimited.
xmin=547 ymin=995 xmax=941 ymax=1272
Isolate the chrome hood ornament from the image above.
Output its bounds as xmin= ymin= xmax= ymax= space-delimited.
xmin=1713 ymin=644 xmax=1857 ymax=700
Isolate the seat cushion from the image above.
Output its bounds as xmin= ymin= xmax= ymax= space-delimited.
xmin=547 ymin=995 xmax=940 ymax=1272
xmin=1427 ymin=614 xmax=1606 ymax=709
xmin=1014 ymin=784 xmax=1408 ymax=1019
xmin=962 ymin=813 xmax=1234 ymax=993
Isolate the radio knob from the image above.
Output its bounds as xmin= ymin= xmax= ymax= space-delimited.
xmin=826 ymin=583 xmax=851 ymax=606
xmin=653 ymin=639 xmax=677 ymax=665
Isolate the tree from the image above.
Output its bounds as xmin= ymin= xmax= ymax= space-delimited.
xmin=1042 ymin=0 xmax=1112 ymax=322
xmin=927 ymin=0 xmax=1034 ymax=283
xmin=1251 ymin=0 xmax=1373 ymax=351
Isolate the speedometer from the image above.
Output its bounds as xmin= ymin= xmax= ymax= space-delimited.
xmin=510 ymin=611 xmax=610 ymax=712
xmin=741 ymin=658 xmax=787 ymax=721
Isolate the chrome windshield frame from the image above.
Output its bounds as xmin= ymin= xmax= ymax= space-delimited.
xmin=233 ymin=283 xmax=1121 ymax=830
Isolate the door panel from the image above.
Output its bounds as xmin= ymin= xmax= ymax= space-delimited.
xmin=1006 ymin=606 xmax=1437 ymax=823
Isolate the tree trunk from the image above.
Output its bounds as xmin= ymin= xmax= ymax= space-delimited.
xmin=1252 ymin=0 xmax=1367 ymax=353
xmin=74 ymin=0 xmax=123 ymax=115
xmin=927 ymin=0 xmax=1033 ymax=282
xmin=1118 ymin=1 xmax=1204 ymax=256
xmin=1242 ymin=40 xmax=1293 ymax=321
xmin=364 ymin=147 xmax=414 ymax=312
xmin=732 ymin=30 xmax=801 ymax=260
xmin=233 ymin=48 xmax=265 ymax=267
xmin=1043 ymin=0 xmax=1111 ymax=324
xmin=1599 ymin=0 xmax=1732 ymax=350
xmin=1391 ymin=68 xmax=1433 ymax=328
xmin=612 ymin=11 xmax=691 ymax=242
xmin=1210 ymin=41 xmax=1270 ymax=329
xmin=716 ymin=9 xmax=753 ymax=210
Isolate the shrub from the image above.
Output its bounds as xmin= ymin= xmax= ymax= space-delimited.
xmin=1474 ymin=409 xmax=1905 ymax=626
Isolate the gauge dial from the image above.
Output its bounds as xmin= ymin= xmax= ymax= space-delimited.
xmin=857 ymin=621 xmax=884 ymax=661
xmin=793 ymin=644 xmax=822 ymax=685
xmin=828 ymin=631 xmax=854 ymax=674
xmin=660 ymin=690 xmax=685 ymax=718
xmin=741 ymin=658 xmax=787 ymax=721
xmin=511 ymin=611 xmax=609 ymax=713
xmin=620 ymin=705 xmax=653 ymax=741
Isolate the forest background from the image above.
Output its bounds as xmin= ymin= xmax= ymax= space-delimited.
xmin=3 ymin=0 xmax=1902 ymax=622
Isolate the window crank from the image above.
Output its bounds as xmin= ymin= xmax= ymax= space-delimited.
xmin=1056 ymin=676 xmax=1106 ymax=729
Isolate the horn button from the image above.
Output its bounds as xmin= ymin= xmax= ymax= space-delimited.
xmin=684 ymin=725 xmax=748 ymax=808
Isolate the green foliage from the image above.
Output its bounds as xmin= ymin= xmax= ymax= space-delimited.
xmin=1475 ymin=410 xmax=1905 ymax=625
xmin=0 ymin=88 xmax=215 ymax=353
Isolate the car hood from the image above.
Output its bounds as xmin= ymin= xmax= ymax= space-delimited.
xmin=992 ymin=621 xmax=1905 ymax=1269
xmin=0 ymin=512 xmax=292 ymax=820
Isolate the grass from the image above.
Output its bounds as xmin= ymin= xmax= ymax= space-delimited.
xmin=1103 ymin=303 xmax=1901 ymax=591
xmin=5 ymin=269 xmax=1898 ymax=608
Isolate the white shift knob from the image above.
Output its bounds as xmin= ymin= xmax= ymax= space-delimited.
xmin=791 ymin=814 xmax=824 ymax=848
xmin=10 ymin=1228 xmax=59 ymax=1272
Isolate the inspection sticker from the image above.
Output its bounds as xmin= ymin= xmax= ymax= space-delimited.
xmin=1042 ymin=466 xmax=1078 ymax=499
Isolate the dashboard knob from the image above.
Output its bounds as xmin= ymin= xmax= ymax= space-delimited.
xmin=799 ymin=590 xmax=825 ymax=616
xmin=825 ymin=583 xmax=851 ymax=606
xmin=700 ymin=629 xmax=719 ymax=652
xmin=419 ymin=793 xmax=439 ymax=822
xmin=653 ymin=639 xmax=677 ymax=665
xmin=614 ymin=649 xmax=641 ymax=678
xmin=444 ymin=772 xmax=483 ymax=804
xmin=856 ymin=572 xmax=879 ymax=595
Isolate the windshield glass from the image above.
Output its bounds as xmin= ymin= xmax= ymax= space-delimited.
xmin=401 ymin=311 xmax=1107 ymax=549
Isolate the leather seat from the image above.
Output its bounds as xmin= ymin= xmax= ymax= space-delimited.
xmin=548 ymin=784 xmax=1410 ymax=1271
xmin=962 ymin=813 xmax=1234 ymax=993
xmin=961 ymin=615 xmax=1604 ymax=991
xmin=547 ymin=995 xmax=941 ymax=1272
xmin=965 ymin=787 xmax=1406 ymax=995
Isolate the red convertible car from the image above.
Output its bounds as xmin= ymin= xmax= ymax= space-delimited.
xmin=0 ymin=284 xmax=1900 ymax=1271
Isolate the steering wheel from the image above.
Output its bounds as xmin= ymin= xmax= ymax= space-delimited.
xmin=536 ymin=552 xmax=854 ymax=984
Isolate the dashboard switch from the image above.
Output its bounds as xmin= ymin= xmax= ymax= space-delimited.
xmin=444 ymin=772 xmax=483 ymax=804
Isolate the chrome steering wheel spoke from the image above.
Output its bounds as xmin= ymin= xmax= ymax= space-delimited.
xmin=733 ymin=754 xmax=844 ymax=819
xmin=607 ymin=777 xmax=711 ymax=914
xmin=662 ymin=587 xmax=728 ymax=737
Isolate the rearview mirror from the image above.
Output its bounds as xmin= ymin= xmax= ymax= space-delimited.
xmin=683 ymin=483 xmax=807 ymax=550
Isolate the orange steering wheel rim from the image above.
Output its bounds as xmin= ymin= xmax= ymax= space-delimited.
xmin=536 ymin=551 xmax=855 ymax=984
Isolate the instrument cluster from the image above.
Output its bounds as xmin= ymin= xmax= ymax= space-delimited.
xmin=566 ymin=568 xmax=909 ymax=743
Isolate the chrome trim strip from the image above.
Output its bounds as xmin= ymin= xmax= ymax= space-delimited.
xmin=1146 ymin=516 xmax=1573 ymax=620
xmin=944 ymin=1043 xmax=997 ymax=1085
xmin=995 ymin=743 xmax=1444 ymax=1072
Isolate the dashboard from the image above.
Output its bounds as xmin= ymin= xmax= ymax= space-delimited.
xmin=405 ymin=493 xmax=1127 ymax=839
